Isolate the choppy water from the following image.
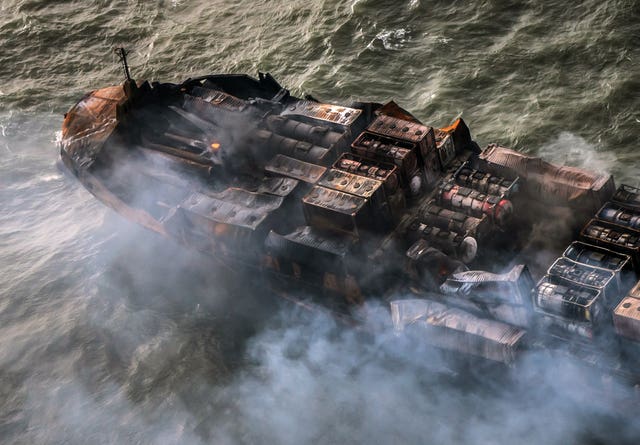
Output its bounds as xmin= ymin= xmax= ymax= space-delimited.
xmin=1 ymin=1 xmax=639 ymax=443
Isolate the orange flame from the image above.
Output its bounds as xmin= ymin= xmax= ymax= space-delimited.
xmin=210 ymin=142 xmax=221 ymax=151
xmin=214 ymin=223 xmax=228 ymax=236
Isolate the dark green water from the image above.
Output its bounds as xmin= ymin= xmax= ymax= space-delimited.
xmin=1 ymin=1 xmax=639 ymax=443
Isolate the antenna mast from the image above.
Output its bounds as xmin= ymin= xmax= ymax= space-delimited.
xmin=114 ymin=47 xmax=132 ymax=81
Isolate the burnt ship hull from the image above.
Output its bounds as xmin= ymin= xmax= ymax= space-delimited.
xmin=59 ymin=71 xmax=640 ymax=392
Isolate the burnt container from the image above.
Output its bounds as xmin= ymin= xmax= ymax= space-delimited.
xmin=350 ymin=130 xmax=419 ymax=188
xmin=265 ymin=154 xmax=327 ymax=184
xmin=562 ymin=240 xmax=636 ymax=292
xmin=580 ymin=219 xmax=640 ymax=272
xmin=547 ymin=256 xmax=620 ymax=307
xmin=332 ymin=152 xmax=399 ymax=194
xmin=533 ymin=275 xmax=603 ymax=324
xmin=406 ymin=220 xmax=478 ymax=264
xmin=265 ymin=115 xmax=345 ymax=148
xmin=434 ymin=129 xmax=456 ymax=170
xmin=612 ymin=184 xmax=640 ymax=211
xmin=420 ymin=201 xmax=489 ymax=238
xmin=302 ymin=185 xmax=370 ymax=236
xmin=365 ymin=115 xmax=441 ymax=186
xmin=453 ymin=162 xmax=519 ymax=198
xmin=613 ymin=280 xmax=640 ymax=342
xmin=437 ymin=182 xmax=513 ymax=226
xmin=317 ymin=168 xmax=392 ymax=230
xmin=331 ymin=155 xmax=408 ymax=222
xmin=536 ymin=312 xmax=596 ymax=339
xmin=596 ymin=201 xmax=640 ymax=231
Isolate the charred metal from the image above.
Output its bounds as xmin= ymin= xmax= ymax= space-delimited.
xmin=59 ymin=59 xmax=640 ymax=393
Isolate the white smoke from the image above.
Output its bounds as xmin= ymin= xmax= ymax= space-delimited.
xmin=201 ymin=300 xmax=640 ymax=445
xmin=536 ymin=131 xmax=620 ymax=180
xmin=4 ymin=118 xmax=638 ymax=445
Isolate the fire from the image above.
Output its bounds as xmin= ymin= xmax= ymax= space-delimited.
xmin=214 ymin=223 xmax=228 ymax=236
xmin=210 ymin=142 xmax=221 ymax=151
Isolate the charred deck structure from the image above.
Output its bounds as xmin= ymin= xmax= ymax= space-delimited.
xmin=59 ymin=56 xmax=640 ymax=391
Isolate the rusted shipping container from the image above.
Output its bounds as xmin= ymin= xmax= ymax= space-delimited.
xmin=390 ymin=299 xmax=526 ymax=363
xmin=613 ymin=281 xmax=640 ymax=342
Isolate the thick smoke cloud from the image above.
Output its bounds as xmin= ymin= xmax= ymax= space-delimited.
xmin=3 ymin=109 xmax=640 ymax=445
xmin=23 ymin=215 xmax=640 ymax=445
xmin=57 ymin=114 xmax=640 ymax=443
xmin=200 ymin=302 xmax=640 ymax=445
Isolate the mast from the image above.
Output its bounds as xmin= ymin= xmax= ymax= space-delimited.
xmin=114 ymin=47 xmax=132 ymax=82
xmin=114 ymin=47 xmax=138 ymax=101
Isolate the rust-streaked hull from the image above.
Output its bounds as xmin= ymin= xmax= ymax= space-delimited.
xmin=60 ymin=84 xmax=167 ymax=236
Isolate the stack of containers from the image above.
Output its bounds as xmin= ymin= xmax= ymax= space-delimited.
xmin=606 ymin=184 xmax=640 ymax=342
xmin=533 ymin=184 xmax=640 ymax=339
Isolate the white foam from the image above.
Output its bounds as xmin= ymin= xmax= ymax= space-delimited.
xmin=369 ymin=28 xmax=411 ymax=51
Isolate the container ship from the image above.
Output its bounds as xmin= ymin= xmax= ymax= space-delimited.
xmin=59 ymin=51 xmax=640 ymax=392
